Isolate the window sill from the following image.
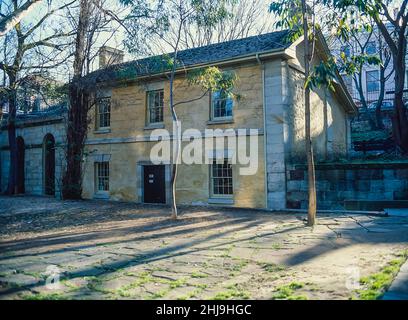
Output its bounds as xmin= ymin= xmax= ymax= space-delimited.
xmin=207 ymin=119 xmax=234 ymax=125
xmin=144 ymin=123 xmax=165 ymax=130
xmin=94 ymin=128 xmax=111 ymax=134
xmin=93 ymin=192 xmax=109 ymax=200
xmin=208 ymin=197 xmax=234 ymax=205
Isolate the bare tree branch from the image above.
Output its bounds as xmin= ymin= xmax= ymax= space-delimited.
xmin=0 ymin=0 xmax=42 ymax=37
xmin=22 ymin=0 xmax=76 ymax=40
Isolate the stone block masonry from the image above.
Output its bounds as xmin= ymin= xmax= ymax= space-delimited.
xmin=286 ymin=161 xmax=408 ymax=211
xmin=0 ymin=119 xmax=66 ymax=196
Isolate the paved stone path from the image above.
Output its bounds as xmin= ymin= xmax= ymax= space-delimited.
xmin=0 ymin=196 xmax=408 ymax=300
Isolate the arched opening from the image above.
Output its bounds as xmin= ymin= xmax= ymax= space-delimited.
xmin=16 ymin=136 xmax=25 ymax=194
xmin=43 ymin=134 xmax=55 ymax=196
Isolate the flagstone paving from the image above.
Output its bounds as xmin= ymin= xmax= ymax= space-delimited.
xmin=0 ymin=195 xmax=408 ymax=300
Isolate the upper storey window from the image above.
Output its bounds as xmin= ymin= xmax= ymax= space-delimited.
xmin=147 ymin=89 xmax=164 ymax=124
xmin=211 ymin=90 xmax=233 ymax=120
xmin=366 ymin=70 xmax=379 ymax=93
xmin=96 ymin=97 xmax=111 ymax=129
xmin=366 ymin=41 xmax=376 ymax=55
xmin=340 ymin=45 xmax=351 ymax=58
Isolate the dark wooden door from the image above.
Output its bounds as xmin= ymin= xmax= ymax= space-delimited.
xmin=143 ymin=165 xmax=165 ymax=204
xmin=16 ymin=137 xmax=25 ymax=194
xmin=44 ymin=134 xmax=55 ymax=196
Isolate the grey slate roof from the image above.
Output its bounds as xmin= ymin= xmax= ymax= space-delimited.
xmin=89 ymin=30 xmax=291 ymax=84
xmin=1 ymin=103 xmax=67 ymax=128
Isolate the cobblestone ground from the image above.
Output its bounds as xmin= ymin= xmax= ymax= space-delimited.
xmin=0 ymin=195 xmax=408 ymax=300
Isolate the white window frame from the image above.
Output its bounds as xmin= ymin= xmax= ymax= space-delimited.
xmin=147 ymin=89 xmax=164 ymax=124
xmin=366 ymin=70 xmax=380 ymax=93
xmin=96 ymin=97 xmax=111 ymax=130
xmin=211 ymin=90 xmax=234 ymax=121
xmin=210 ymin=159 xmax=233 ymax=198
xmin=95 ymin=161 xmax=109 ymax=194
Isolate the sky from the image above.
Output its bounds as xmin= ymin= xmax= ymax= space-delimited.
xmin=0 ymin=0 xmax=404 ymax=83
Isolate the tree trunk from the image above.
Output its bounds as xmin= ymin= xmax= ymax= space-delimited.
xmin=6 ymin=92 xmax=17 ymax=195
xmin=375 ymin=105 xmax=384 ymax=130
xmin=169 ymin=76 xmax=180 ymax=220
xmin=6 ymin=79 xmax=17 ymax=195
xmin=356 ymin=68 xmax=377 ymax=129
xmin=374 ymin=14 xmax=408 ymax=154
xmin=392 ymin=53 xmax=408 ymax=154
xmin=62 ymin=0 xmax=92 ymax=199
xmin=375 ymin=64 xmax=386 ymax=130
xmin=302 ymin=0 xmax=317 ymax=226
xmin=62 ymin=83 xmax=89 ymax=199
xmin=168 ymin=22 xmax=183 ymax=220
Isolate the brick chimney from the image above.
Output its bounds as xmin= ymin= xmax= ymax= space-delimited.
xmin=99 ymin=46 xmax=124 ymax=69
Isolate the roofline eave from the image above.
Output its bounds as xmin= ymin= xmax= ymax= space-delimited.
xmin=95 ymin=48 xmax=292 ymax=89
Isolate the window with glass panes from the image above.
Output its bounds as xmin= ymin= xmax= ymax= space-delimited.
xmin=97 ymin=97 xmax=111 ymax=128
xmin=147 ymin=90 xmax=164 ymax=123
xmin=340 ymin=45 xmax=351 ymax=58
xmin=211 ymin=160 xmax=233 ymax=196
xmin=366 ymin=41 xmax=376 ymax=55
xmin=95 ymin=162 xmax=109 ymax=192
xmin=342 ymin=74 xmax=353 ymax=95
xmin=366 ymin=70 xmax=379 ymax=93
xmin=212 ymin=90 xmax=233 ymax=119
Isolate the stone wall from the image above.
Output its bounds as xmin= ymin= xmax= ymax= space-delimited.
xmin=83 ymin=63 xmax=266 ymax=208
xmin=0 ymin=119 xmax=66 ymax=196
xmin=286 ymin=162 xmax=408 ymax=210
xmin=288 ymin=40 xmax=349 ymax=162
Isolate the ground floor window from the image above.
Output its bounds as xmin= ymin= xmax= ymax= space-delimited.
xmin=211 ymin=159 xmax=233 ymax=196
xmin=95 ymin=162 xmax=109 ymax=192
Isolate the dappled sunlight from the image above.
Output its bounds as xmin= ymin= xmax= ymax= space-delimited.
xmin=1 ymin=196 xmax=408 ymax=300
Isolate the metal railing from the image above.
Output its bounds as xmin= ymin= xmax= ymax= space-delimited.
xmin=348 ymin=87 xmax=408 ymax=110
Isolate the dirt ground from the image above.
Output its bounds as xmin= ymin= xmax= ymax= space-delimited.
xmin=0 ymin=195 xmax=407 ymax=300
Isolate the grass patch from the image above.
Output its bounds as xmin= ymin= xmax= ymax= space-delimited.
xmin=228 ymin=259 xmax=249 ymax=277
xmin=168 ymin=278 xmax=187 ymax=289
xmin=221 ymin=245 xmax=235 ymax=258
xmin=191 ymin=272 xmax=208 ymax=279
xmin=353 ymin=251 xmax=408 ymax=300
xmin=271 ymin=243 xmax=282 ymax=250
xmin=116 ymin=271 xmax=153 ymax=296
xmin=117 ymin=273 xmax=188 ymax=299
xmin=149 ymin=289 xmax=168 ymax=299
xmin=259 ymin=263 xmax=286 ymax=273
xmin=212 ymin=284 xmax=250 ymax=300
xmin=272 ymin=282 xmax=308 ymax=300
xmin=21 ymin=292 xmax=68 ymax=300
xmin=60 ymin=279 xmax=81 ymax=292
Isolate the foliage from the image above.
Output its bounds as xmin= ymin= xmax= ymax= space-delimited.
xmin=271 ymin=282 xmax=308 ymax=300
xmin=269 ymin=0 xmax=383 ymax=92
xmin=269 ymin=0 xmax=304 ymax=42
xmin=187 ymin=66 xmax=239 ymax=98
xmin=353 ymin=251 xmax=408 ymax=300
xmin=212 ymin=284 xmax=250 ymax=300
xmin=305 ymin=56 xmax=338 ymax=91
xmin=270 ymin=0 xmax=340 ymax=92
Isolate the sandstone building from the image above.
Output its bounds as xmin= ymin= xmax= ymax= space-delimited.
xmin=0 ymin=30 xmax=357 ymax=210
xmin=82 ymin=30 xmax=356 ymax=210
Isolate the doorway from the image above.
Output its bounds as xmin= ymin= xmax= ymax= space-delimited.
xmin=143 ymin=165 xmax=166 ymax=204
xmin=43 ymin=134 xmax=55 ymax=196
